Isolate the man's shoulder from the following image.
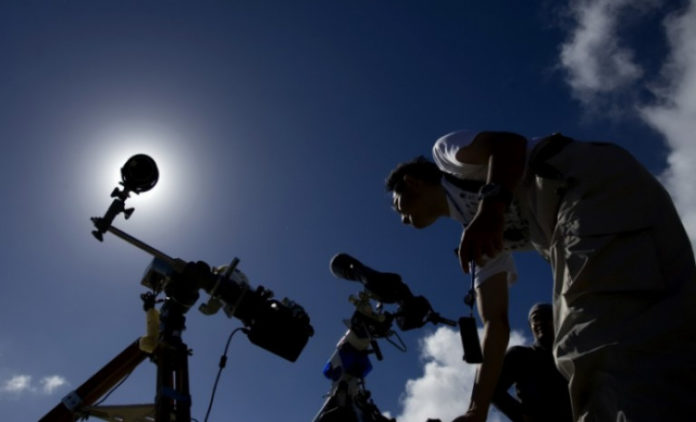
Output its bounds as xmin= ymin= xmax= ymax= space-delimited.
xmin=433 ymin=130 xmax=480 ymax=149
xmin=432 ymin=130 xmax=480 ymax=167
xmin=505 ymin=345 xmax=535 ymax=359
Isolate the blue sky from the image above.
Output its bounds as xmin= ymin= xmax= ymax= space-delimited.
xmin=1 ymin=1 xmax=695 ymax=421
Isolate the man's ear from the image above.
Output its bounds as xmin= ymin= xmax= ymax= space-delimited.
xmin=402 ymin=174 xmax=423 ymax=188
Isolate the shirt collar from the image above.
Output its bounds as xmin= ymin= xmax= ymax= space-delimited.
xmin=441 ymin=178 xmax=478 ymax=226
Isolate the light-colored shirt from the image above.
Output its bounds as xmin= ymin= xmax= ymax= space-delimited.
xmin=433 ymin=130 xmax=537 ymax=286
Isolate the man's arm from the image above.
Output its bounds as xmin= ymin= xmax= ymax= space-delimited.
xmin=452 ymin=272 xmax=510 ymax=422
xmin=456 ymin=131 xmax=526 ymax=273
xmin=492 ymin=348 xmax=525 ymax=422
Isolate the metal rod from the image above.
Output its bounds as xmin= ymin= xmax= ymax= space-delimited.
xmin=106 ymin=225 xmax=181 ymax=270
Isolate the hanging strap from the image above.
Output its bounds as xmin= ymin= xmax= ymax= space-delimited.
xmin=445 ymin=187 xmax=477 ymax=316
xmin=443 ymin=179 xmax=478 ymax=316
xmin=463 ymin=261 xmax=476 ymax=316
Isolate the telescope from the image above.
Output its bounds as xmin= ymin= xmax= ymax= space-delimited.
xmin=41 ymin=154 xmax=314 ymax=422
xmin=312 ymin=253 xmax=455 ymax=422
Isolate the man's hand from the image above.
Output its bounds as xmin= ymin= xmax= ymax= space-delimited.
xmin=458 ymin=200 xmax=505 ymax=273
xmin=453 ymin=131 xmax=526 ymax=274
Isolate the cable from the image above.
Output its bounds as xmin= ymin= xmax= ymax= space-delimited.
xmin=385 ymin=331 xmax=407 ymax=352
xmin=203 ymin=327 xmax=247 ymax=422
xmin=93 ymin=370 xmax=133 ymax=407
xmin=77 ymin=370 xmax=135 ymax=420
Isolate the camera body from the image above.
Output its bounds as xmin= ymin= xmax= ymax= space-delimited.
xmin=141 ymin=257 xmax=314 ymax=362
xmin=244 ymin=297 xmax=314 ymax=362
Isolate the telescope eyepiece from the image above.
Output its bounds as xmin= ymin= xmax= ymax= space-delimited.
xmin=121 ymin=154 xmax=158 ymax=193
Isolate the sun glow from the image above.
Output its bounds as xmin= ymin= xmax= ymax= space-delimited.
xmin=82 ymin=123 xmax=198 ymax=232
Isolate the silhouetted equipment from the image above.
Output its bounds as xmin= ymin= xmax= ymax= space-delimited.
xmin=313 ymin=253 xmax=456 ymax=422
xmin=120 ymin=153 xmax=159 ymax=194
xmin=459 ymin=260 xmax=483 ymax=363
xmin=41 ymin=154 xmax=313 ymax=422
xmin=91 ymin=154 xmax=159 ymax=241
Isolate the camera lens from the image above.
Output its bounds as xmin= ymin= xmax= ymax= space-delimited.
xmin=121 ymin=154 xmax=159 ymax=193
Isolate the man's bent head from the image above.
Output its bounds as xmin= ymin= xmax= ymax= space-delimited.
xmin=386 ymin=157 xmax=448 ymax=228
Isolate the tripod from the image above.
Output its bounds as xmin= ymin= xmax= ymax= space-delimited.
xmin=40 ymin=246 xmax=196 ymax=422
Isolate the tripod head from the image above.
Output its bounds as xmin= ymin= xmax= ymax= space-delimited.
xmin=91 ymin=154 xmax=159 ymax=241
xmin=90 ymin=154 xmax=314 ymax=362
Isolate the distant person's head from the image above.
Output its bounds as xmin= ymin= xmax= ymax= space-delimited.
xmin=386 ymin=156 xmax=446 ymax=228
xmin=528 ymin=303 xmax=554 ymax=348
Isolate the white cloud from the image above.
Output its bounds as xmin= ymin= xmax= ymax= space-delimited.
xmin=40 ymin=375 xmax=69 ymax=394
xmin=559 ymin=0 xmax=696 ymax=248
xmin=1 ymin=375 xmax=33 ymax=394
xmin=0 ymin=374 xmax=69 ymax=396
xmin=639 ymin=1 xmax=696 ymax=245
xmin=559 ymin=0 xmax=658 ymax=104
xmin=392 ymin=327 xmax=529 ymax=422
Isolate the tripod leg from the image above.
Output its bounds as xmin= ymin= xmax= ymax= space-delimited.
xmin=175 ymin=346 xmax=191 ymax=421
xmin=155 ymin=342 xmax=192 ymax=422
xmin=39 ymin=339 xmax=149 ymax=422
xmin=154 ymin=299 xmax=194 ymax=422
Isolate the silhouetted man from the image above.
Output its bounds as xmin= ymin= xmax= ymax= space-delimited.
xmin=492 ymin=303 xmax=571 ymax=422
xmin=386 ymin=130 xmax=696 ymax=421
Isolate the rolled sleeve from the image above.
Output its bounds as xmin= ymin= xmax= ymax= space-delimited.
xmin=475 ymin=251 xmax=518 ymax=287
xmin=432 ymin=130 xmax=487 ymax=179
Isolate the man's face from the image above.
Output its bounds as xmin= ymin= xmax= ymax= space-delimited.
xmin=391 ymin=177 xmax=439 ymax=229
xmin=529 ymin=311 xmax=554 ymax=346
